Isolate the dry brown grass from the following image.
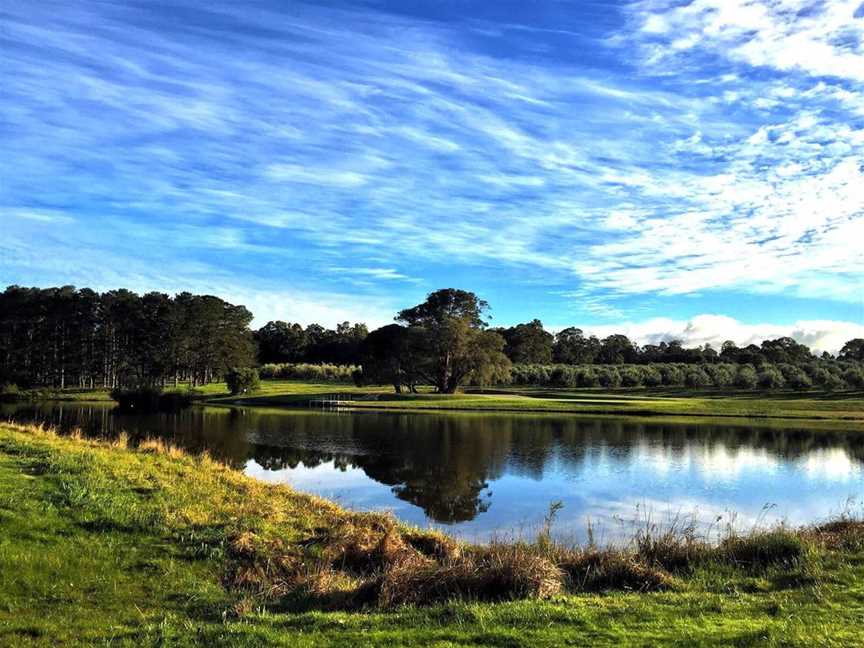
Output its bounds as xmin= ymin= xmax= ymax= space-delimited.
xmin=553 ymin=547 xmax=676 ymax=592
xmin=807 ymin=519 xmax=864 ymax=551
xmin=215 ymin=498 xmax=864 ymax=612
xmin=137 ymin=437 xmax=187 ymax=459
xmin=377 ymin=544 xmax=564 ymax=607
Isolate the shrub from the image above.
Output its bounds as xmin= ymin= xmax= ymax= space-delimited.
xmin=784 ymin=366 xmax=813 ymax=391
xmin=758 ymin=366 xmax=785 ymax=389
xmin=596 ymin=367 xmax=621 ymax=388
xmin=226 ymin=368 xmax=261 ymax=395
xmin=619 ymin=367 xmax=644 ymax=387
xmin=642 ymin=366 xmax=663 ymax=387
xmin=377 ymin=544 xmax=564 ymax=607
xmin=704 ymin=363 xmax=736 ymax=387
xmin=843 ymin=367 xmax=864 ymax=388
xmin=259 ymin=363 xmax=357 ymax=383
xmin=658 ymin=365 xmax=684 ymax=386
xmin=718 ymin=529 xmax=805 ymax=569
xmin=735 ymin=365 xmax=758 ymax=388
xmin=0 ymin=383 xmax=22 ymax=402
xmin=575 ymin=367 xmax=599 ymax=387
xmin=821 ymin=372 xmax=846 ymax=391
xmin=549 ymin=365 xmax=571 ymax=388
xmin=684 ymin=368 xmax=711 ymax=388
xmin=111 ymin=387 xmax=192 ymax=411
xmin=554 ymin=549 xmax=674 ymax=593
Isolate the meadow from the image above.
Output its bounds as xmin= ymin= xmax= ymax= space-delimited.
xmin=7 ymin=379 xmax=864 ymax=426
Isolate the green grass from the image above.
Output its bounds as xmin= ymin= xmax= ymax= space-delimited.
xmin=20 ymin=380 xmax=864 ymax=424
xmin=209 ymin=381 xmax=864 ymax=424
xmin=2 ymin=422 xmax=864 ymax=647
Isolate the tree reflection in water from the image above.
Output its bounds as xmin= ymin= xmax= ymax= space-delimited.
xmin=4 ymin=402 xmax=863 ymax=525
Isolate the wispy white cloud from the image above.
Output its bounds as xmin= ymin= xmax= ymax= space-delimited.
xmin=628 ymin=0 xmax=864 ymax=82
xmin=2 ymin=207 xmax=75 ymax=224
xmin=0 ymin=0 xmax=861 ymax=323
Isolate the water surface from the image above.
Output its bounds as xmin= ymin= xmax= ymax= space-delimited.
xmin=4 ymin=402 xmax=862 ymax=543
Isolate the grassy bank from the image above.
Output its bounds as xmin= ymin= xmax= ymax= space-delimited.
xmin=2 ymin=422 xmax=864 ymax=646
xmin=209 ymin=381 xmax=864 ymax=424
xmin=12 ymin=380 xmax=864 ymax=424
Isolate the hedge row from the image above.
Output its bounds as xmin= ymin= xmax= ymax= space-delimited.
xmin=259 ymin=363 xmax=358 ymax=383
xmin=507 ymin=362 xmax=864 ymax=390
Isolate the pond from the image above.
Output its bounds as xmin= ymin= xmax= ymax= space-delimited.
xmin=4 ymin=401 xmax=863 ymax=543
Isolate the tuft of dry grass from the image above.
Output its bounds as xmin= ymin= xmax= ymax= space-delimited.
xmin=553 ymin=547 xmax=676 ymax=592
xmin=716 ymin=528 xmax=805 ymax=569
xmin=137 ymin=437 xmax=187 ymax=458
xmin=807 ymin=518 xmax=864 ymax=552
xmin=376 ymin=543 xmax=564 ymax=607
xmin=109 ymin=431 xmax=130 ymax=448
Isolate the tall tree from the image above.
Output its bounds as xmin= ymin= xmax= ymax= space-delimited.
xmin=358 ymin=324 xmax=425 ymax=393
xmin=501 ymin=319 xmax=553 ymax=364
xmin=553 ymin=327 xmax=600 ymax=364
xmin=396 ymin=289 xmax=510 ymax=393
xmin=839 ymin=339 xmax=864 ymax=362
xmin=597 ymin=334 xmax=638 ymax=365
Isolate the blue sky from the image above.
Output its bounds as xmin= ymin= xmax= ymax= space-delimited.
xmin=2 ymin=0 xmax=863 ymax=351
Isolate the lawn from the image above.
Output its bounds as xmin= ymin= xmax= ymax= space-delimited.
xmin=2 ymin=422 xmax=863 ymax=647
xmin=208 ymin=381 xmax=864 ymax=424
xmin=12 ymin=380 xmax=864 ymax=424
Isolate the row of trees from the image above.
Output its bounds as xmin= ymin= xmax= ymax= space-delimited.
xmin=357 ymin=290 xmax=864 ymax=393
xmin=494 ymin=319 xmax=864 ymax=367
xmin=0 ymin=286 xmax=255 ymax=388
xmin=510 ymin=361 xmax=864 ymax=390
xmin=3 ymin=285 xmax=863 ymax=393
xmin=256 ymin=313 xmax=864 ymax=374
xmin=254 ymin=320 xmax=368 ymax=365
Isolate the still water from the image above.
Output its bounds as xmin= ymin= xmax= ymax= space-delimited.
xmin=4 ymin=402 xmax=862 ymax=542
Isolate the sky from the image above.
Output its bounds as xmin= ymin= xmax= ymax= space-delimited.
xmin=1 ymin=0 xmax=863 ymax=352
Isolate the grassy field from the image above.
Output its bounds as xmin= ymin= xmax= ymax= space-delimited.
xmin=9 ymin=379 xmax=864 ymax=424
xmin=2 ymin=421 xmax=864 ymax=647
xmin=205 ymin=381 xmax=864 ymax=424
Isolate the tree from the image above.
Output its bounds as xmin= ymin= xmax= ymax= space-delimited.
xmin=597 ymin=334 xmax=638 ymax=365
xmin=358 ymin=324 xmax=424 ymax=393
xmin=552 ymin=327 xmax=601 ymax=364
xmin=501 ymin=320 xmax=553 ymax=364
xmin=225 ymin=367 xmax=261 ymax=395
xmin=720 ymin=340 xmax=740 ymax=363
xmin=396 ymin=289 xmax=510 ymax=393
xmin=761 ymin=337 xmax=812 ymax=364
xmin=0 ymin=286 xmax=256 ymax=390
xmin=255 ymin=321 xmax=307 ymax=363
xmin=839 ymin=339 xmax=864 ymax=362
xmin=734 ymin=365 xmax=758 ymax=388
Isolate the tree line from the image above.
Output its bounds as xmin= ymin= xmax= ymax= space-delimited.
xmin=0 ymin=286 xmax=255 ymax=389
xmin=2 ymin=285 xmax=862 ymax=392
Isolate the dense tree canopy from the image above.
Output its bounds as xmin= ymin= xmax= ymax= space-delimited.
xmin=0 ymin=286 xmax=254 ymax=388
xmin=357 ymin=324 xmax=426 ymax=393
xmin=2 ymin=284 xmax=862 ymax=393
xmin=394 ymin=289 xmax=511 ymax=393
xmin=553 ymin=327 xmax=601 ymax=364
xmin=840 ymin=339 xmax=864 ymax=362
xmin=496 ymin=319 xmax=554 ymax=364
xmin=254 ymin=320 xmax=368 ymax=365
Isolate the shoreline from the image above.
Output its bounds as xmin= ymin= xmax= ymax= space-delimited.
xmin=6 ymin=380 xmax=864 ymax=427
xmin=2 ymin=421 xmax=863 ymax=646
